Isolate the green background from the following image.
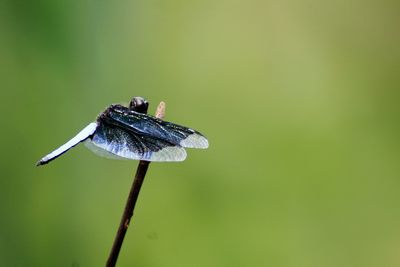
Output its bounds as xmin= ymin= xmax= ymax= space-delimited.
xmin=1 ymin=0 xmax=400 ymax=266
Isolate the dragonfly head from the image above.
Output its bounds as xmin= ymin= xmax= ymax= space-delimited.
xmin=129 ymin=97 xmax=149 ymax=114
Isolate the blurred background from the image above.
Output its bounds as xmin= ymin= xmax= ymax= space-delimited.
xmin=1 ymin=0 xmax=400 ymax=266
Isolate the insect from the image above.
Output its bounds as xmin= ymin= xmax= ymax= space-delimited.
xmin=36 ymin=97 xmax=208 ymax=166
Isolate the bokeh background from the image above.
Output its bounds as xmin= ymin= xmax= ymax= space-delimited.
xmin=1 ymin=0 xmax=400 ymax=266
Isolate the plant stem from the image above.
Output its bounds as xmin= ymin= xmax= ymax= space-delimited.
xmin=106 ymin=160 xmax=150 ymax=267
xmin=106 ymin=99 xmax=166 ymax=267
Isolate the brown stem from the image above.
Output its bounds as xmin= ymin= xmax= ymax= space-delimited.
xmin=106 ymin=161 xmax=150 ymax=267
xmin=106 ymin=100 xmax=166 ymax=267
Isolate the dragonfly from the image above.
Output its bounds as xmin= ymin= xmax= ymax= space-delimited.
xmin=36 ymin=97 xmax=208 ymax=166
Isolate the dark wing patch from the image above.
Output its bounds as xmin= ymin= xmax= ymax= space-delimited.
xmin=86 ymin=121 xmax=187 ymax=162
xmin=100 ymin=105 xmax=208 ymax=149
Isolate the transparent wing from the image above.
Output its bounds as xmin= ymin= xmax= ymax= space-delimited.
xmin=36 ymin=122 xmax=98 ymax=166
xmin=86 ymin=121 xmax=187 ymax=162
xmin=101 ymin=105 xmax=209 ymax=149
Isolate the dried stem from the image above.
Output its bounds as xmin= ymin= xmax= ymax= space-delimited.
xmin=106 ymin=101 xmax=166 ymax=267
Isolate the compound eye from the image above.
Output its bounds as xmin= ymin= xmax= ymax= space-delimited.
xmin=129 ymin=97 xmax=149 ymax=113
